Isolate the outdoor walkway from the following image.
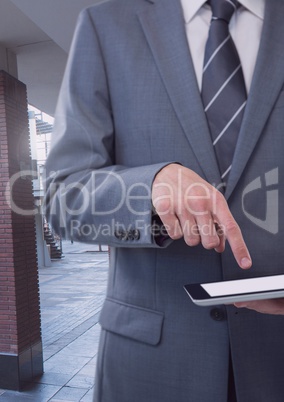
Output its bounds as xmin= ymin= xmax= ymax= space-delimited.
xmin=0 ymin=241 xmax=109 ymax=401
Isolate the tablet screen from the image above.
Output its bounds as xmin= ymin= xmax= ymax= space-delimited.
xmin=201 ymin=274 xmax=284 ymax=297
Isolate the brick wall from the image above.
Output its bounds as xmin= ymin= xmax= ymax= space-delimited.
xmin=0 ymin=70 xmax=43 ymax=389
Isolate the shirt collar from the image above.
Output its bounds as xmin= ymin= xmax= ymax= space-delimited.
xmin=180 ymin=0 xmax=265 ymax=24
xmin=180 ymin=0 xmax=206 ymax=24
xmin=239 ymin=0 xmax=265 ymax=19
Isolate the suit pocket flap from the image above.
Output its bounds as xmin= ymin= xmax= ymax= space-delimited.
xmin=99 ymin=298 xmax=164 ymax=345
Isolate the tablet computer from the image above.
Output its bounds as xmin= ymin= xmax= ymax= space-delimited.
xmin=184 ymin=274 xmax=284 ymax=306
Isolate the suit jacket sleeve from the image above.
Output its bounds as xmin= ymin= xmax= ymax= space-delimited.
xmin=44 ymin=8 xmax=172 ymax=247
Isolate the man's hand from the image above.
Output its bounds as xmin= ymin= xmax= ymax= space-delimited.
xmin=152 ymin=164 xmax=251 ymax=269
xmin=234 ymin=299 xmax=284 ymax=315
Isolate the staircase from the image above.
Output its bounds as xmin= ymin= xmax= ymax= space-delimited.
xmin=43 ymin=221 xmax=64 ymax=260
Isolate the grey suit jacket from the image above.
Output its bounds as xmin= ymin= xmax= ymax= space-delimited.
xmin=45 ymin=0 xmax=284 ymax=401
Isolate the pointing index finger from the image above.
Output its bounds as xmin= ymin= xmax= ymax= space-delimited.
xmin=216 ymin=202 xmax=252 ymax=269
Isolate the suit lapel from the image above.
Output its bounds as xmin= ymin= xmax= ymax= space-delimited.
xmin=225 ymin=0 xmax=284 ymax=199
xmin=137 ymin=0 xmax=221 ymax=186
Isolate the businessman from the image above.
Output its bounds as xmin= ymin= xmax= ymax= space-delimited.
xmin=45 ymin=0 xmax=284 ymax=401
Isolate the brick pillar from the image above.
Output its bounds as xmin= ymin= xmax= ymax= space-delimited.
xmin=0 ymin=70 xmax=43 ymax=390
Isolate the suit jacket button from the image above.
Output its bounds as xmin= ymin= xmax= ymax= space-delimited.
xmin=115 ymin=230 xmax=126 ymax=240
xmin=133 ymin=229 xmax=140 ymax=240
xmin=210 ymin=308 xmax=226 ymax=321
xmin=114 ymin=230 xmax=121 ymax=239
xmin=128 ymin=230 xmax=134 ymax=241
xmin=121 ymin=231 xmax=128 ymax=241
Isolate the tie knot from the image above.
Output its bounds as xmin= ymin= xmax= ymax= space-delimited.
xmin=209 ymin=0 xmax=237 ymax=23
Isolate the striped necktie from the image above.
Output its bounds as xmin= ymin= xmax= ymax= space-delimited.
xmin=201 ymin=0 xmax=247 ymax=183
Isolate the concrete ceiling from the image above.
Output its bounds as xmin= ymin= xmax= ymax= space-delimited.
xmin=0 ymin=0 xmax=100 ymax=116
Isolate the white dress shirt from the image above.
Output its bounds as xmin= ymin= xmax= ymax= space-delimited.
xmin=180 ymin=0 xmax=265 ymax=93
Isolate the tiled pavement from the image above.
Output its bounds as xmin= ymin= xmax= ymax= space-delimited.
xmin=0 ymin=241 xmax=109 ymax=401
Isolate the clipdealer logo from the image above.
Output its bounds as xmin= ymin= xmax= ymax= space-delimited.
xmin=242 ymin=168 xmax=279 ymax=234
xmin=4 ymin=166 xmax=281 ymax=237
